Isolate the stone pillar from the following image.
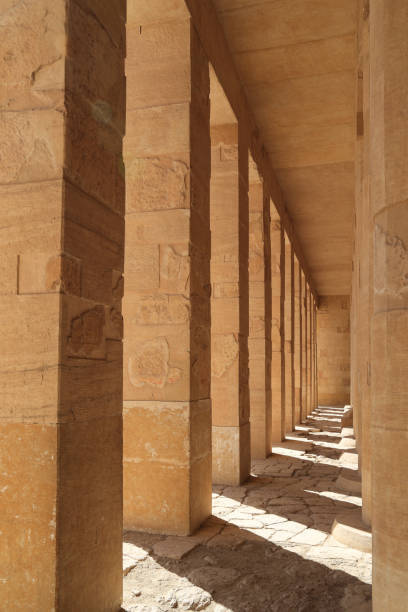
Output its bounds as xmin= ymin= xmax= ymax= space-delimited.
xmin=301 ymin=272 xmax=308 ymax=422
xmin=370 ymin=0 xmax=408 ymax=606
xmin=248 ymin=164 xmax=272 ymax=459
xmin=308 ymin=290 xmax=313 ymax=412
xmin=284 ymin=235 xmax=294 ymax=433
xmin=304 ymin=282 xmax=310 ymax=417
xmin=356 ymin=0 xmax=372 ymax=527
xmin=123 ymin=8 xmax=212 ymax=533
xmin=313 ymin=299 xmax=318 ymax=411
xmin=211 ymin=121 xmax=250 ymax=485
xmin=0 ymin=1 xmax=126 ymax=608
xmin=317 ymin=297 xmax=351 ymax=406
xmin=271 ymin=209 xmax=285 ymax=441
xmin=293 ymin=258 xmax=302 ymax=424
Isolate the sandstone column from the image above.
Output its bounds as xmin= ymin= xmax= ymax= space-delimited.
xmin=0 ymin=1 xmax=126 ymax=608
xmin=313 ymin=299 xmax=318 ymax=411
xmin=309 ymin=290 xmax=314 ymax=412
xmin=370 ymin=0 xmax=408 ymax=606
xmin=317 ymin=297 xmax=351 ymax=406
xmin=211 ymin=119 xmax=250 ymax=485
xmin=248 ymin=163 xmax=272 ymax=459
xmin=284 ymin=235 xmax=294 ymax=433
xmin=303 ymin=280 xmax=310 ymax=417
xmin=271 ymin=208 xmax=285 ymax=441
xmin=123 ymin=6 xmax=212 ymax=533
xmin=293 ymin=258 xmax=302 ymax=424
xmin=356 ymin=0 xmax=372 ymax=527
xmin=301 ymin=272 xmax=308 ymax=422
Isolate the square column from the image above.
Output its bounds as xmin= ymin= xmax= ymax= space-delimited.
xmin=0 ymin=1 xmax=126 ymax=608
xmin=317 ymin=297 xmax=351 ymax=406
xmin=123 ymin=11 xmax=212 ymax=534
xmin=370 ymin=0 xmax=408 ymax=606
xmin=293 ymin=258 xmax=302 ymax=424
xmin=284 ymin=235 xmax=295 ymax=433
xmin=301 ymin=273 xmax=308 ymax=422
xmin=305 ymin=284 xmax=311 ymax=417
xmin=312 ymin=299 xmax=318 ymax=411
xmin=210 ymin=121 xmax=250 ymax=485
xmin=271 ymin=210 xmax=285 ymax=441
xmin=248 ymin=165 xmax=272 ymax=459
xmin=355 ymin=0 xmax=372 ymax=527
xmin=308 ymin=290 xmax=314 ymax=412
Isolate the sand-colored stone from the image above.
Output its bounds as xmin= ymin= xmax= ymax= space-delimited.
xmin=317 ymin=296 xmax=351 ymax=407
xmin=293 ymin=258 xmax=302 ymax=425
xmin=270 ymin=210 xmax=285 ymax=442
xmin=210 ymin=73 xmax=250 ymax=485
xmin=248 ymin=165 xmax=272 ymax=459
xmin=0 ymin=1 xmax=126 ymax=609
xmin=123 ymin=11 xmax=212 ymax=534
xmin=368 ymin=1 xmax=408 ymax=607
xmin=3 ymin=2 xmax=407 ymax=611
xmin=284 ymin=234 xmax=295 ymax=434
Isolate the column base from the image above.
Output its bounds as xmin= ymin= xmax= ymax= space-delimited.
xmin=124 ymin=400 xmax=212 ymax=536
xmin=212 ymin=423 xmax=250 ymax=485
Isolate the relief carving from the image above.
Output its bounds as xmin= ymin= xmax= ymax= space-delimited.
xmin=67 ymin=305 xmax=106 ymax=359
xmin=375 ymin=224 xmax=408 ymax=298
xmin=212 ymin=334 xmax=239 ymax=378
xmin=127 ymin=157 xmax=188 ymax=212
xmin=128 ymin=337 xmax=181 ymax=388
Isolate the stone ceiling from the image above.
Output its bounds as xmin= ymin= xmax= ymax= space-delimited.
xmin=213 ymin=0 xmax=356 ymax=295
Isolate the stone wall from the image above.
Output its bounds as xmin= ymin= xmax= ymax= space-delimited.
xmin=317 ymin=296 xmax=350 ymax=407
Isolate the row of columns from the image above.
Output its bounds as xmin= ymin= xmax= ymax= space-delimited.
xmin=0 ymin=0 xmax=319 ymax=607
xmin=351 ymin=0 xmax=408 ymax=609
xmin=122 ymin=1 xmax=320 ymax=538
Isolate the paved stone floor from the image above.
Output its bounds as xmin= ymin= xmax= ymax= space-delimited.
xmin=122 ymin=408 xmax=372 ymax=611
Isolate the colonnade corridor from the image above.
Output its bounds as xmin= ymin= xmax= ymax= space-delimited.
xmin=1 ymin=0 xmax=407 ymax=610
xmin=122 ymin=411 xmax=371 ymax=612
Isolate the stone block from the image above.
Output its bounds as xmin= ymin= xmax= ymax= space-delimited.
xmin=64 ymin=181 xmax=124 ymax=269
xmin=212 ymin=423 xmax=250 ymax=485
xmin=126 ymin=209 xmax=190 ymax=246
xmin=0 ymin=255 xmax=17 ymax=295
xmin=125 ymin=245 xmax=160 ymax=293
xmin=0 ymin=181 xmax=62 ymax=256
xmin=0 ymin=423 xmax=57 ymax=610
xmin=127 ymin=0 xmax=188 ymax=25
xmin=127 ymin=20 xmax=191 ymax=109
xmin=57 ymin=416 xmax=123 ymax=611
xmin=124 ymin=458 xmax=190 ymax=534
xmin=0 ymin=294 xmax=60 ymax=423
xmin=67 ymin=1 xmax=125 ymax=132
xmin=18 ymin=252 xmax=81 ymax=297
xmin=65 ymin=97 xmax=124 ymax=215
xmin=0 ymin=0 xmax=65 ymax=111
xmin=59 ymin=339 xmax=122 ymax=423
xmin=126 ymin=104 xmax=190 ymax=158
xmin=127 ymin=157 xmax=189 ymax=213
xmin=0 ymin=110 xmax=63 ymax=184
xmin=124 ymin=329 xmax=188 ymax=401
xmin=211 ymin=297 xmax=240 ymax=334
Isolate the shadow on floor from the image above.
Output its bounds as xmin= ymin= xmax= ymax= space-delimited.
xmin=123 ymin=519 xmax=371 ymax=612
xmin=123 ymin=453 xmax=370 ymax=612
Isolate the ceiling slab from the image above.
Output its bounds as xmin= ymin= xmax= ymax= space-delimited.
xmin=213 ymin=0 xmax=356 ymax=295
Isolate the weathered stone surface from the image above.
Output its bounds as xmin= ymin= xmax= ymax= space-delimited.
xmin=0 ymin=1 xmax=126 ymax=608
xmin=123 ymin=16 xmax=212 ymax=535
xmin=317 ymin=296 xmax=350 ymax=407
xmin=153 ymin=537 xmax=199 ymax=560
xmin=210 ymin=93 xmax=250 ymax=485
